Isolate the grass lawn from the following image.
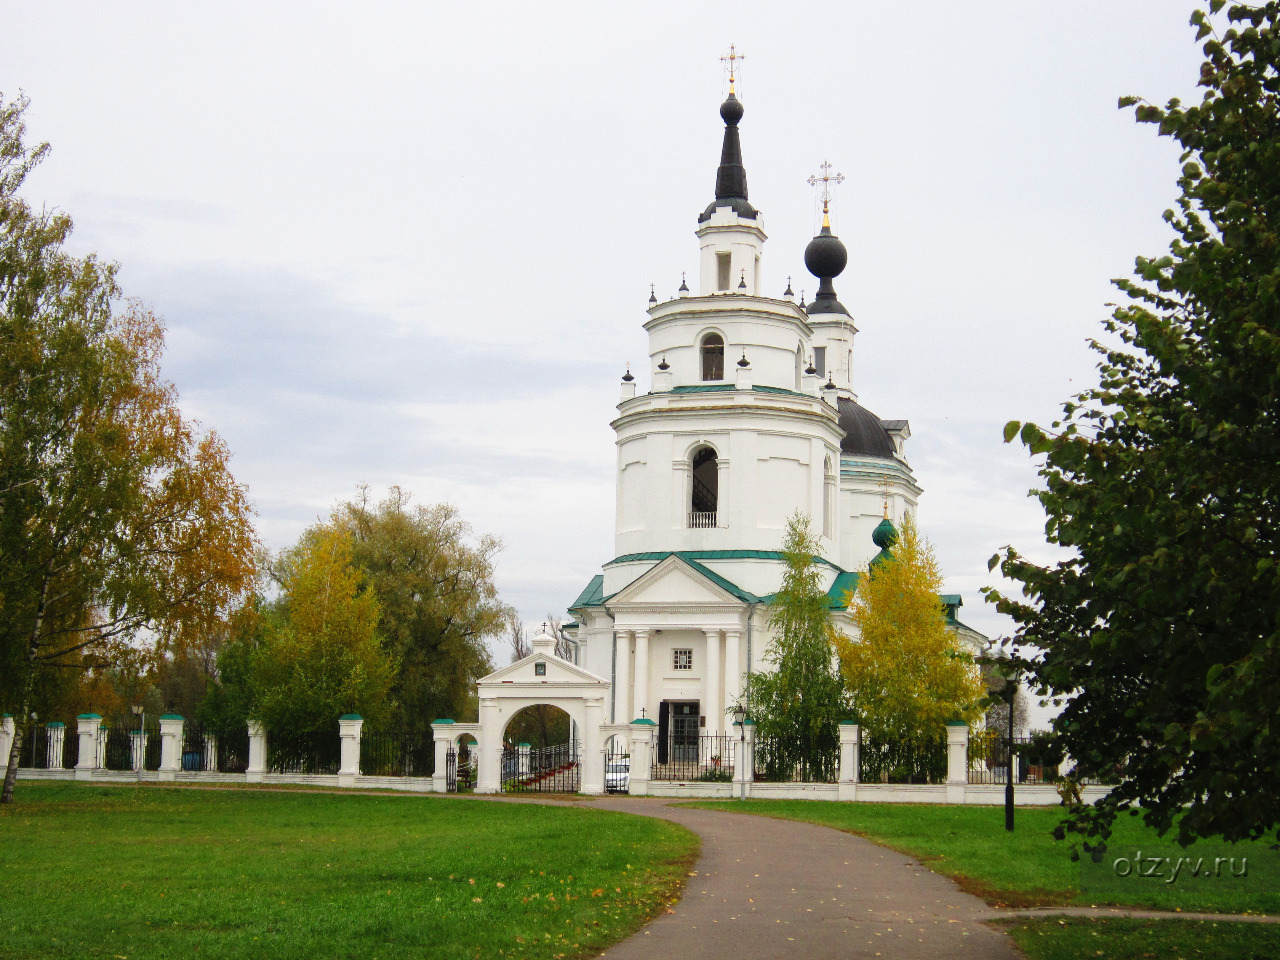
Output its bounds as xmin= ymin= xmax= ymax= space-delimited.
xmin=683 ymin=800 xmax=1280 ymax=915
xmin=1001 ymin=917 xmax=1280 ymax=960
xmin=0 ymin=782 xmax=697 ymax=960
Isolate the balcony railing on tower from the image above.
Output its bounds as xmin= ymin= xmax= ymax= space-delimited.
xmin=688 ymin=511 xmax=717 ymax=528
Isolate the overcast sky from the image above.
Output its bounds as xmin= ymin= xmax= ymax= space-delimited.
xmin=3 ymin=3 xmax=1209 ymax=675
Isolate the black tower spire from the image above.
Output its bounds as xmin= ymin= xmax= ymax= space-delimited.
xmin=699 ymin=52 xmax=758 ymax=224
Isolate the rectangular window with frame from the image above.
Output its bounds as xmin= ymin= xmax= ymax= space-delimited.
xmin=673 ymin=649 xmax=693 ymax=671
xmin=716 ymin=252 xmax=732 ymax=291
xmin=813 ymin=346 xmax=827 ymax=378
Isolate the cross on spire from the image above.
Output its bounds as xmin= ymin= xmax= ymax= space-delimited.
xmin=721 ymin=44 xmax=745 ymax=93
xmin=877 ymin=478 xmax=893 ymax=518
xmin=807 ymin=159 xmax=845 ymax=224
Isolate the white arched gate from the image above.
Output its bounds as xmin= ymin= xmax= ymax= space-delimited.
xmin=467 ymin=630 xmax=613 ymax=795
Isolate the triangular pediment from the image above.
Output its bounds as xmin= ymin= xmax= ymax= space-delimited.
xmin=477 ymin=650 xmax=608 ymax=688
xmin=609 ymin=554 xmax=745 ymax=607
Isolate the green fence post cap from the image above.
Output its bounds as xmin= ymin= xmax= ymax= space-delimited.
xmin=340 ymin=713 xmax=363 ymax=721
xmin=431 ymin=718 xmax=455 ymax=725
xmin=517 ymin=742 xmax=531 ymax=748
xmin=944 ymin=719 xmax=969 ymax=727
xmin=77 ymin=713 xmax=102 ymax=720
xmin=630 ymin=718 xmax=657 ymax=726
xmin=160 ymin=714 xmax=184 ymax=721
xmin=46 ymin=721 xmax=65 ymax=727
xmin=839 ymin=718 xmax=862 ymax=726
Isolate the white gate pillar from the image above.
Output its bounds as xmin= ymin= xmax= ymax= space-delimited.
xmin=475 ymin=701 xmax=501 ymax=794
xmin=75 ymin=714 xmax=101 ymax=779
xmin=246 ymin=721 xmax=266 ymax=783
xmin=581 ymin=698 xmax=605 ymax=795
xmin=946 ymin=720 xmax=969 ymax=803
xmin=838 ymin=720 xmax=860 ymax=801
xmin=627 ymin=719 xmax=656 ymax=795
xmin=339 ymin=714 xmax=363 ymax=787
xmin=158 ymin=715 xmax=184 ymax=781
xmin=0 ymin=716 xmax=13 ymax=770
xmin=732 ymin=719 xmax=754 ymax=799
xmin=430 ymin=720 xmax=455 ymax=793
xmin=47 ymin=722 xmax=66 ymax=770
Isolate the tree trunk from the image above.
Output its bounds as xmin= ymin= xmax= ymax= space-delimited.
xmin=3 ymin=577 xmax=51 ymax=804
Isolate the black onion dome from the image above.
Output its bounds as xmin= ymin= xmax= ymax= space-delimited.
xmin=805 ymin=224 xmax=850 ymax=316
xmin=804 ymin=227 xmax=847 ymax=279
xmin=699 ymin=93 xmax=759 ymax=223
xmin=837 ymin=397 xmax=896 ymax=458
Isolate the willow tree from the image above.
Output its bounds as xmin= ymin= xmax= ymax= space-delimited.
xmin=838 ymin=514 xmax=984 ymax=749
xmin=989 ymin=2 xmax=1280 ymax=848
xmin=0 ymin=94 xmax=257 ymax=802
xmin=741 ymin=514 xmax=846 ymax=781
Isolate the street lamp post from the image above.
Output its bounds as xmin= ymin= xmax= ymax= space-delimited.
xmin=731 ymin=704 xmax=747 ymax=801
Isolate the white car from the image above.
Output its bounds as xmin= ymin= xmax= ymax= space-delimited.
xmin=605 ymin=756 xmax=630 ymax=793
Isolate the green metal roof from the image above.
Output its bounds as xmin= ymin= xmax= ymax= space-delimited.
xmin=570 ymin=574 xmax=605 ymax=609
xmin=940 ymin=594 xmax=962 ymax=607
xmin=671 ymin=384 xmax=735 ymax=393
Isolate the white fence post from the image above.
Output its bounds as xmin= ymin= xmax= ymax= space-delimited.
xmin=339 ymin=714 xmax=363 ymax=787
xmin=946 ymin=721 xmax=969 ymax=803
xmin=838 ymin=720 xmax=860 ymax=801
xmin=247 ymin=721 xmax=266 ymax=783
xmin=430 ymin=720 xmax=455 ymax=793
xmin=75 ymin=714 xmax=101 ymax=779
xmin=627 ymin=719 xmax=656 ymax=796
xmin=159 ymin=715 xmax=183 ymax=781
xmin=47 ymin=722 xmax=66 ymax=769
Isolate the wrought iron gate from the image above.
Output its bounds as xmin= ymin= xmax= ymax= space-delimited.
xmin=499 ymin=739 xmax=580 ymax=793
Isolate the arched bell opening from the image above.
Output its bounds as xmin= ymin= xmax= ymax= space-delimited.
xmin=690 ymin=446 xmax=718 ymax=528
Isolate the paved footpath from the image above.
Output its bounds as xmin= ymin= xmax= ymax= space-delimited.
xmin=583 ymin=797 xmax=1023 ymax=960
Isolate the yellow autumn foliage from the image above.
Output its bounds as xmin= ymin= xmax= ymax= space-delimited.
xmin=836 ymin=514 xmax=984 ymax=741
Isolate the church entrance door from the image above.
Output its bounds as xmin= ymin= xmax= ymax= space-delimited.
xmin=657 ymin=701 xmax=700 ymax=765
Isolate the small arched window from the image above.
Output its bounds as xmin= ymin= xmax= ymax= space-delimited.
xmin=690 ymin=446 xmax=718 ymax=527
xmin=701 ymin=334 xmax=724 ymax=381
xmin=823 ymin=455 xmax=836 ymax=538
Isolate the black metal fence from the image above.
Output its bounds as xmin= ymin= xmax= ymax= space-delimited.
xmin=500 ymin=739 xmax=580 ymax=793
xmin=182 ymin=724 xmax=250 ymax=773
xmin=62 ymin=728 xmax=79 ymax=769
xmin=100 ymin=724 xmax=160 ymax=772
xmin=651 ymin=733 xmax=734 ymax=782
xmin=360 ymin=730 xmax=434 ymax=777
xmin=753 ymin=733 xmax=839 ymax=783
xmin=968 ymin=734 xmax=1063 ymax=784
xmin=17 ymin=724 xmax=51 ymax=768
xmin=859 ymin=732 xmax=947 ymax=784
xmin=267 ymin=729 xmax=340 ymax=775
xmin=604 ymin=738 xmax=630 ymax=794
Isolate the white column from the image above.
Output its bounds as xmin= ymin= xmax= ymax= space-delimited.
xmin=838 ymin=720 xmax=860 ymax=801
xmin=246 ymin=721 xmax=266 ymax=783
xmin=703 ymin=629 xmax=722 ymax=736
xmin=633 ymin=629 xmax=650 ymax=720
xmin=724 ymin=629 xmax=742 ymax=712
xmin=715 ymin=459 xmax=730 ymax=527
xmin=581 ymin=699 xmax=605 ymax=795
xmin=158 ymin=715 xmax=183 ymax=781
xmin=75 ymin=714 xmax=100 ymax=779
xmin=430 ymin=720 xmax=455 ymax=793
xmin=339 ymin=714 xmax=363 ymax=787
xmin=946 ymin=721 xmax=969 ymax=804
xmin=204 ymin=732 xmax=219 ymax=773
xmin=614 ymin=630 xmax=632 ymax=723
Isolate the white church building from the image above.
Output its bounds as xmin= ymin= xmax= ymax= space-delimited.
xmin=560 ymin=80 xmax=984 ymax=749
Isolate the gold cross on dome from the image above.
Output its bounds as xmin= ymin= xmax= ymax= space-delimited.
xmin=807 ymin=159 xmax=845 ymax=217
xmin=721 ymin=44 xmax=745 ymax=92
xmin=877 ymin=478 xmax=892 ymax=519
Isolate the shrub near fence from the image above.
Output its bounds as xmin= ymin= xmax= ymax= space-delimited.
xmin=753 ymin=734 xmax=839 ymax=784
xmin=359 ymin=730 xmax=434 ymax=777
xmin=859 ymin=732 xmax=946 ymax=784
xmin=267 ymin=729 xmax=341 ymax=775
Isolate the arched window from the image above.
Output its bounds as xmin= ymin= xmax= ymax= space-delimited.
xmin=690 ymin=446 xmax=718 ymax=527
xmin=823 ymin=455 xmax=836 ymax=538
xmin=701 ymin=334 xmax=724 ymax=381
